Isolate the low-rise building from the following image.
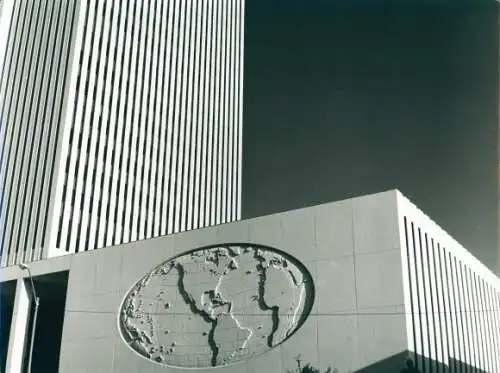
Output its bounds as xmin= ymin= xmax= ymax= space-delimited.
xmin=1 ymin=190 xmax=499 ymax=373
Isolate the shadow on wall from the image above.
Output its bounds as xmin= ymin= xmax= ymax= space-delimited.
xmin=447 ymin=357 xmax=488 ymax=373
xmin=287 ymin=351 xmax=488 ymax=373
xmin=359 ymin=352 xmax=487 ymax=373
xmin=29 ymin=271 xmax=69 ymax=373
xmin=0 ymin=281 xmax=16 ymax=373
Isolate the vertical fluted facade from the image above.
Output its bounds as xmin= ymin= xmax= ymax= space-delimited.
xmin=0 ymin=0 xmax=244 ymax=264
xmin=399 ymin=196 xmax=500 ymax=372
xmin=0 ymin=0 xmax=79 ymax=266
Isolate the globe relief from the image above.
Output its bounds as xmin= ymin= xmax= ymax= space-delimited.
xmin=118 ymin=243 xmax=315 ymax=368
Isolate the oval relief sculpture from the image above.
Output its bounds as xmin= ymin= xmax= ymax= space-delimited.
xmin=118 ymin=243 xmax=314 ymax=368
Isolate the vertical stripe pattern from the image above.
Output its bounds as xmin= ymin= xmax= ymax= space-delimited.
xmin=0 ymin=0 xmax=78 ymax=266
xmin=0 ymin=0 xmax=244 ymax=263
xmin=55 ymin=0 xmax=243 ymax=254
xmin=402 ymin=216 xmax=500 ymax=372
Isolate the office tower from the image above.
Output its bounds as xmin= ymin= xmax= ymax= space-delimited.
xmin=243 ymin=0 xmax=499 ymax=274
xmin=0 ymin=0 xmax=244 ymax=267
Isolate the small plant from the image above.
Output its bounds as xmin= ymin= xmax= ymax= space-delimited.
xmin=295 ymin=363 xmax=335 ymax=373
xmin=287 ymin=355 xmax=345 ymax=373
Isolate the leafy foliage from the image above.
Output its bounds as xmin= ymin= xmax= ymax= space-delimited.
xmin=294 ymin=363 xmax=335 ymax=373
xmin=287 ymin=354 xmax=421 ymax=373
xmin=287 ymin=355 xmax=347 ymax=373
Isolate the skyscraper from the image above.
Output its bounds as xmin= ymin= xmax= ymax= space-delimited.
xmin=0 ymin=0 xmax=244 ymax=267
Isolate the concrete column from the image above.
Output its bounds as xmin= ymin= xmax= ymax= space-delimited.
xmin=0 ymin=0 xmax=16 ymax=80
xmin=498 ymin=3 xmax=500 ymax=279
xmin=5 ymin=278 xmax=33 ymax=373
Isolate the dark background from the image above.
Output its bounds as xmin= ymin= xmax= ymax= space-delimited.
xmin=0 ymin=281 xmax=15 ymax=372
xmin=242 ymin=0 xmax=499 ymax=273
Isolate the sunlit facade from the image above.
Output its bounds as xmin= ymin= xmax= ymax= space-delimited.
xmin=0 ymin=0 xmax=244 ymax=266
xmin=0 ymin=191 xmax=499 ymax=372
xmin=398 ymin=193 xmax=500 ymax=372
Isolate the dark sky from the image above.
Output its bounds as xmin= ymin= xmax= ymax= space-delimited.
xmin=242 ymin=0 xmax=499 ymax=272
